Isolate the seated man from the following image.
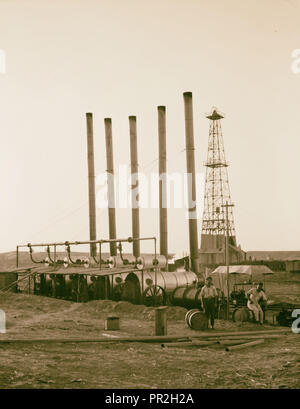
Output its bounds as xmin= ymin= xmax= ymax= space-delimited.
xmin=246 ymin=282 xmax=267 ymax=324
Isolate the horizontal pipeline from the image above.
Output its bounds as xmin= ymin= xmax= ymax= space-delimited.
xmin=18 ymin=237 xmax=156 ymax=249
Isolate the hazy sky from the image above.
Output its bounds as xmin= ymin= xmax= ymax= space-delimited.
xmin=0 ymin=0 xmax=300 ymax=257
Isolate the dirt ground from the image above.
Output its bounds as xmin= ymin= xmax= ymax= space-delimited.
xmin=0 ymin=289 xmax=299 ymax=389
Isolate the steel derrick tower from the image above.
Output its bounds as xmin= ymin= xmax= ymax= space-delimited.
xmin=201 ymin=108 xmax=236 ymax=245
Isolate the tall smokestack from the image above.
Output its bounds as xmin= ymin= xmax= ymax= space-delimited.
xmin=129 ymin=116 xmax=140 ymax=257
xmin=104 ymin=118 xmax=117 ymax=256
xmin=158 ymin=106 xmax=168 ymax=266
xmin=86 ymin=112 xmax=97 ymax=257
xmin=183 ymin=92 xmax=199 ymax=273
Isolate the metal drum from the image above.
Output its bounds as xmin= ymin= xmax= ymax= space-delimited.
xmin=185 ymin=308 xmax=200 ymax=324
xmin=232 ymin=307 xmax=255 ymax=323
xmin=186 ymin=310 xmax=208 ymax=331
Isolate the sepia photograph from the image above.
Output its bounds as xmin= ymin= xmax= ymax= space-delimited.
xmin=0 ymin=0 xmax=299 ymax=397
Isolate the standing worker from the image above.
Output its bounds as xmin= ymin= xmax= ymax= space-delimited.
xmin=246 ymin=282 xmax=267 ymax=324
xmin=200 ymin=276 xmax=218 ymax=329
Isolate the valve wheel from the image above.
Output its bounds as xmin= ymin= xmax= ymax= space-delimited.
xmin=142 ymin=285 xmax=166 ymax=307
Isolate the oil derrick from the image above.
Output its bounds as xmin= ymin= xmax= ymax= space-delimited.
xmin=199 ymin=107 xmax=244 ymax=267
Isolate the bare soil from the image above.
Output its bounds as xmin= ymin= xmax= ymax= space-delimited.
xmin=0 ymin=289 xmax=299 ymax=389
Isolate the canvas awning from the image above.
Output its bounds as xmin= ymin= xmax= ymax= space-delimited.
xmin=210 ymin=265 xmax=273 ymax=296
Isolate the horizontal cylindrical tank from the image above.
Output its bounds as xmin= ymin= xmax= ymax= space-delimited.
xmin=171 ymin=285 xmax=203 ymax=309
xmin=170 ymin=287 xmax=186 ymax=307
xmin=136 ymin=255 xmax=167 ymax=270
xmin=128 ymin=269 xmax=197 ymax=295
xmin=120 ymin=269 xmax=198 ymax=305
xmin=108 ymin=255 xmax=136 ymax=269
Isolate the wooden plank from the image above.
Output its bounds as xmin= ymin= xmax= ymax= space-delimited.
xmin=0 ymin=335 xmax=192 ymax=344
xmin=218 ymin=339 xmax=250 ymax=346
xmin=225 ymin=339 xmax=264 ymax=351
xmin=189 ymin=329 xmax=289 ymax=339
xmin=212 ymin=334 xmax=283 ymax=341
xmin=162 ymin=340 xmax=217 ymax=348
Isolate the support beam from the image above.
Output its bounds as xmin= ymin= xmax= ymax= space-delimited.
xmin=86 ymin=113 xmax=97 ymax=257
xmin=129 ymin=116 xmax=140 ymax=257
xmin=158 ymin=106 xmax=168 ymax=267
xmin=183 ymin=92 xmax=199 ymax=273
xmin=104 ymin=118 xmax=117 ymax=256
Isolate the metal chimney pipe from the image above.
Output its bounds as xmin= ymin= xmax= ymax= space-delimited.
xmin=183 ymin=92 xmax=199 ymax=273
xmin=129 ymin=116 xmax=140 ymax=257
xmin=104 ymin=118 xmax=117 ymax=256
xmin=158 ymin=106 xmax=168 ymax=267
xmin=86 ymin=112 xmax=97 ymax=257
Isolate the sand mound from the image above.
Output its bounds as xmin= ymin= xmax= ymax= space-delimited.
xmin=140 ymin=306 xmax=187 ymax=321
xmin=0 ymin=292 xmax=70 ymax=313
xmin=1 ymin=292 xmax=188 ymax=322
xmin=69 ymin=299 xmax=188 ymax=321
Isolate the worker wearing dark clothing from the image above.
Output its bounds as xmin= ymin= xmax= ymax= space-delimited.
xmin=200 ymin=277 xmax=218 ymax=329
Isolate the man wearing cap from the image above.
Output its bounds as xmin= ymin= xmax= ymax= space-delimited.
xmin=246 ymin=282 xmax=267 ymax=324
xmin=199 ymin=276 xmax=218 ymax=329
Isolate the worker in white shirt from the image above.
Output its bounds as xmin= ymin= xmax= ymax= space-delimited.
xmin=199 ymin=277 xmax=218 ymax=329
xmin=246 ymin=282 xmax=267 ymax=324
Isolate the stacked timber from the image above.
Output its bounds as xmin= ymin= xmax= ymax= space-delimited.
xmin=161 ymin=328 xmax=289 ymax=351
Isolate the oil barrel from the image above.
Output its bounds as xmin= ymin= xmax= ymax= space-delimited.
xmin=186 ymin=310 xmax=208 ymax=330
xmin=232 ymin=307 xmax=254 ymax=322
xmin=185 ymin=308 xmax=200 ymax=324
